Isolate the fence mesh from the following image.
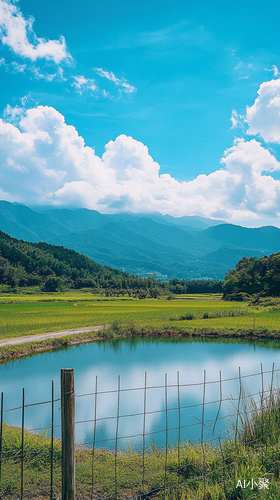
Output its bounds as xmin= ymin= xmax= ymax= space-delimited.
xmin=1 ymin=363 xmax=280 ymax=499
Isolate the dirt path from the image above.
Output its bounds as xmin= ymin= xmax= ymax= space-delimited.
xmin=0 ymin=325 xmax=106 ymax=347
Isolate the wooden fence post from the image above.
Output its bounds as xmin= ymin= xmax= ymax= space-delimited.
xmin=61 ymin=368 xmax=75 ymax=500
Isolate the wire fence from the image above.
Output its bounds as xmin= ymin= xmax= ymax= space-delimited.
xmin=1 ymin=362 xmax=280 ymax=499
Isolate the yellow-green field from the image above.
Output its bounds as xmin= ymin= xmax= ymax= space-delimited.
xmin=0 ymin=292 xmax=279 ymax=340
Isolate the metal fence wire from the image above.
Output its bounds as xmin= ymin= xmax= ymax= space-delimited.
xmin=0 ymin=363 xmax=280 ymax=499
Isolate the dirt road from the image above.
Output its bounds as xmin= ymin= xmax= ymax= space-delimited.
xmin=0 ymin=325 xmax=105 ymax=347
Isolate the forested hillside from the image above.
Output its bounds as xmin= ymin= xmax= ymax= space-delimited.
xmin=223 ymin=253 xmax=280 ymax=300
xmin=0 ymin=230 xmax=158 ymax=295
xmin=0 ymin=230 xmax=223 ymax=295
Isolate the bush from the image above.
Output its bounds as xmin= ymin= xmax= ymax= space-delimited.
xmin=224 ymin=292 xmax=251 ymax=302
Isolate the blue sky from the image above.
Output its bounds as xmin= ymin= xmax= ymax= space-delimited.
xmin=0 ymin=0 xmax=280 ymax=226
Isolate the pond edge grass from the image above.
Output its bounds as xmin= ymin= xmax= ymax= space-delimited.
xmin=1 ymin=323 xmax=280 ymax=364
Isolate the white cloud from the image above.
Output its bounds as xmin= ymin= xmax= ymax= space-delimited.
xmin=230 ymin=109 xmax=245 ymax=130
xmin=4 ymin=103 xmax=24 ymax=120
xmin=33 ymin=66 xmax=67 ymax=82
xmin=246 ymin=78 xmax=280 ymax=143
xmin=0 ymin=3 xmax=136 ymax=99
xmin=1 ymin=105 xmax=280 ymax=223
xmin=8 ymin=60 xmax=67 ymax=81
xmin=72 ymin=71 xmax=134 ymax=98
xmin=11 ymin=60 xmax=25 ymax=72
xmin=72 ymin=75 xmax=97 ymax=94
xmin=272 ymin=65 xmax=279 ymax=77
xmin=94 ymin=67 xmax=136 ymax=94
xmin=72 ymin=75 xmax=88 ymax=88
xmin=0 ymin=0 xmax=70 ymax=63
xmin=58 ymin=67 xmax=66 ymax=81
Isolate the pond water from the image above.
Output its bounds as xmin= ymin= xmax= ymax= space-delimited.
xmin=1 ymin=337 xmax=280 ymax=450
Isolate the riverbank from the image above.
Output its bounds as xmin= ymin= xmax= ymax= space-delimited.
xmin=2 ymin=322 xmax=280 ymax=363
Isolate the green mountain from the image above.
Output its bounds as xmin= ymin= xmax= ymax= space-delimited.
xmin=0 ymin=229 xmax=156 ymax=294
xmin=1 ymin=201 xmax=279 ymax=280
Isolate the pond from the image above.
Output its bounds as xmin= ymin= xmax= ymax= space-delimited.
xmin=1 ymin=336 xmax=280 ymax=450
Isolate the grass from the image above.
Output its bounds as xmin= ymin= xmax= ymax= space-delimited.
xmin=2 ymin=391 xmax=280 ymax=500
xmin=0 ymin=290 xmax=128 ymax=303
xmin=0 ymin=293 xmax=258 ymax=339
xmin=1 ymin=291 xmax=280 ymax=363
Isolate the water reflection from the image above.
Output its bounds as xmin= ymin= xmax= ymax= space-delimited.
xmin=1 ymin=337 xmax=280 ymax=449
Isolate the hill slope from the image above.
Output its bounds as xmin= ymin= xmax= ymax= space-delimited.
xmin=1 ymin=201 xmax=279 ymax=280
xmin=0 ymin=230 xmax=155 ymax=293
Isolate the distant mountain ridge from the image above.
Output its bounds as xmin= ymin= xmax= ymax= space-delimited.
xmin=0 ymin=200 xmax=279 ymax=280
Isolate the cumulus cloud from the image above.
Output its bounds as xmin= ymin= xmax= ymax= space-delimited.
xmin=94 ymin=67 xmax=136 ymax=94
xmin=0 ymin=0 xmax=70 ymax=63
xmin=246 ymin=78 xmax=280 ymax=143
xmin=1 ymin=105 xmax=280 ymax=223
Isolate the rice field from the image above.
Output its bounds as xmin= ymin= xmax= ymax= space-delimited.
xmin=0 ymin=292 xmax=279 ymax=339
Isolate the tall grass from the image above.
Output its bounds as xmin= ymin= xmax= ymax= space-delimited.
xmin=231 ymin=386 xmax=280 ymax=450
xmin=2 ymin=388 xmax=280 ymax=499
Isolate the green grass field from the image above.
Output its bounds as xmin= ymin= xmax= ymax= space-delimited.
xmin=0 ymin=293 xmax=259 ymax=339
xmin=1 ymin=292 xmax=280 ymax=363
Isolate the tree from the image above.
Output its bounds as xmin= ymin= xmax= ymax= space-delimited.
xmin=149 ymin=287 xmax=160 ymax=298
xmin=223 ymin=252 xmax=280 ymax=299
xmin=43 ymin=276 xmax=60 ymax=292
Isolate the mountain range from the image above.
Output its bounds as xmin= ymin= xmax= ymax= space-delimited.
xmin=0 ymin=200 xmax=279 ymax=280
